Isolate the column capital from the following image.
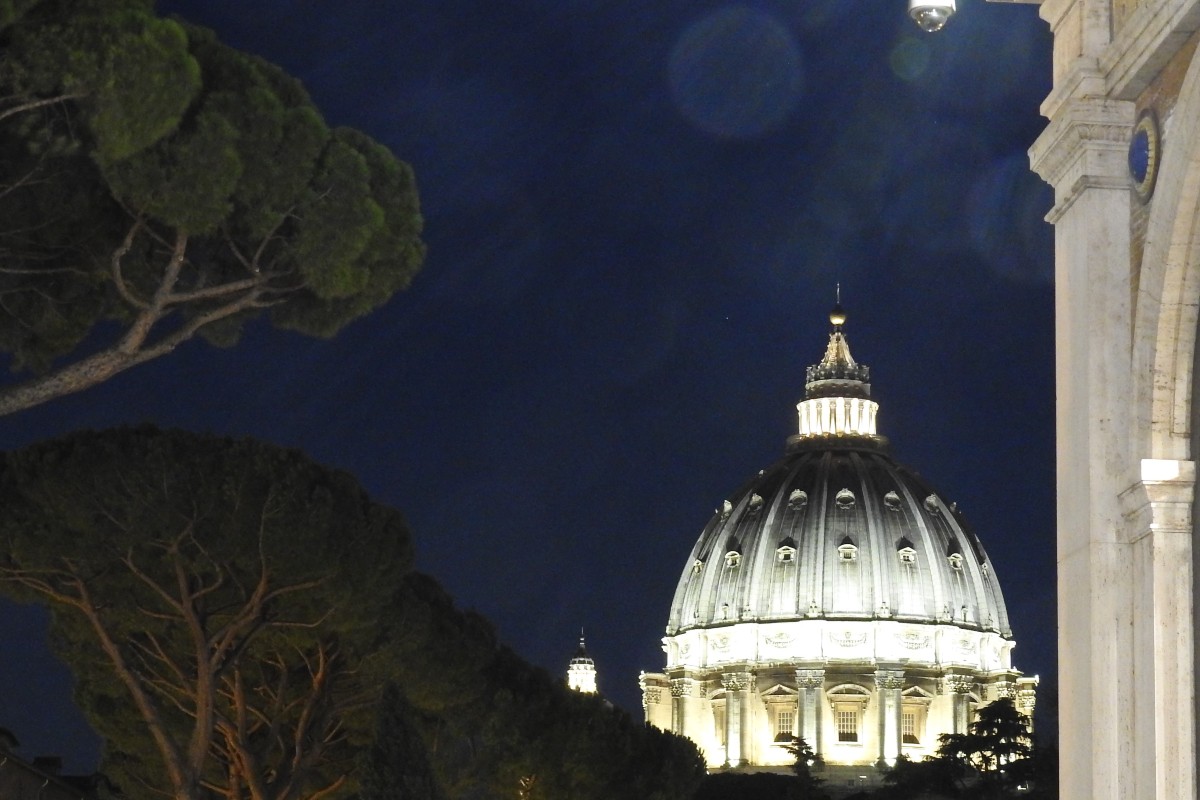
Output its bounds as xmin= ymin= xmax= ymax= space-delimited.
xmin=721 ymin=671 xmax=753 ymax=692
xmin=874 ymin=669 xmax=905 ymax=691
xmin=1120 ymin=458 xmax=1195 ymax=543
xmin=795 ymin=668 xmax=825 ymax=690
xmin=669 ymin=677 xmax=697 ymax=698
xmin=944 ymin=673 xmax=976 ymax=695
xmin=992 ymin=680 xmax=1017 ymax=700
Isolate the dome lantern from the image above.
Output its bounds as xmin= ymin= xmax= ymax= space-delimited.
xmin=794 ymin=302 xmax=880 ymax=443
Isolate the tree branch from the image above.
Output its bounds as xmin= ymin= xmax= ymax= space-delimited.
xmin=0 ymin=93 xmax=85 ymax=123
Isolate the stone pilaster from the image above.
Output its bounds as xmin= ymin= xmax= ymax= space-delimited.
xmin=874 ymin=669 xmax=904 ymax=766
xmin=1120 ymin=458 xmax=1197 ymax=800
xmin=721 ymin=671 xmax=753 ymax=767
xmin=1029 ymin=69 xmax=1136 ymax=800
xmin=944 ymin=673 xmax=975 ymax=735
xmin=795 ymin=668 xmax=825 ymax=757
xmin=1016 ymin=676 xmax=1039 ymax=733
xmin=669 ymin=677 xmax=697 ymax=739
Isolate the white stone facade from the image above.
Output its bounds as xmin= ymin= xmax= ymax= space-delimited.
xmin=985 ymin=0 xmax=1200 ymax=797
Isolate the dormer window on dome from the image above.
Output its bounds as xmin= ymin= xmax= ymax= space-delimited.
xmin=897 ymin=537 xmax=917 ymax=564
xmin=777 ymin=543 xmax=797 ymax=563
xmin=838 ymin=537 xmax=858 ymax=562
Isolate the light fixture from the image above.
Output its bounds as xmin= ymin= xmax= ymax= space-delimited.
xmin=909 ymin=0 xmax=956 ymax=32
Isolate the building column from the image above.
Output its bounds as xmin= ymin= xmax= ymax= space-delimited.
xmin=944 ymin=674 xmax=975 ymax=735
xmin=795 ymin=668 xmax=825 ymax=757
xmin=875 ymin=669 xmax=904 ymax=767
xmin=1120 ymin=459 xmax=1197 ymax=800
xmin=1015 ymin=676 xmax=1038 ymax=733
xmin=722 ymin=671 xmax=753 ymax=767
xmin=1026 ymin=4 xmax=1136 ymax=794
xmin=669 ymin=677 xmax=697 ymax=740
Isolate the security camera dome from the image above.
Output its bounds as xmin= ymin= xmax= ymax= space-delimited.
xmin=909 ymin=0 xmax=956 ymax=32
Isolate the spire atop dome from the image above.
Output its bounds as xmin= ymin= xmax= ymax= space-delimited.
xmin=829 ymin=283 xmax=846 ymax=328
xmin=806 ymin=297 xmax=869 ymax=400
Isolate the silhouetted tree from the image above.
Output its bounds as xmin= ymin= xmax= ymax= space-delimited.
xmin=360 ymin=685 xmax=444 ymax=800
xmin=0 ymin=427 xmax=413 ymax=800
xmin=880 ymin=698 xmax=1037 ymax=800
xmin=0 ymin=0 xmax=424 ymax=414
xmin=785 ymin=737 xmax=830 ymax=799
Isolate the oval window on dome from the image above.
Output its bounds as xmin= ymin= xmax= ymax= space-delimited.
xmin=720 ymin=500 xmax=733 ymax=520
xmin=884 ymin=491 xmax=902 ymax=510
xmin=788 ymin=489 xmax=808 ymax=510
xmin=748 ymin=493 xmax=764 ymax=515
xmin=692 ymin=559 xmax=704 ymax=574
xmin=725 ymin=551 xmax=741 ymax=568
xmin=948 ymin=553 xmax=964 ymax=570
xmin=836 ymin=488 xmax=856 ymax=509
xmin=924 ymin=495 xmax=939 ymax=513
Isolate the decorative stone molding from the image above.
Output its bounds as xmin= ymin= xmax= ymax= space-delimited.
xmin=1028 ymin=96 xmax=1135 ymax=220
xmin=1119 ymin=458 xmax=1195 ymax=543
xmin=795 ymin=668 xmax=825 ymax=690
xmin=944 ymin=673 xmax=976 ymax=695
xmin=992 ymin=680 xmax=1016 ymax=700
xmin=763 ymin=632 xmax=793 ymax=649
xmin=874 ymin=669 xmax=905 ymax=691
xmin=642 ymin=687 xmax=662 ymax=706
xmin=897 ymin=630 xmax=931 ymax=650
xmin=829 ymin=630 xmax=868 ymax=648
xmin=721 ymin=671 xmax=752 ymax=692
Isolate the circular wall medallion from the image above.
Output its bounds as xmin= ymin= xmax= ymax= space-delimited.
xmin=1129 ymin=109 xmax=1160 ymax=202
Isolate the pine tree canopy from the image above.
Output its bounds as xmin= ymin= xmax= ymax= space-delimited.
xmin=0 ymin=0 xmax=425 ymax=415
xmin=0 ymin=426 xmax=415 ymax=800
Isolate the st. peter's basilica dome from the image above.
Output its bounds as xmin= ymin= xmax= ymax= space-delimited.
xmin=640 ymin=305 xmax=1036 ymax=776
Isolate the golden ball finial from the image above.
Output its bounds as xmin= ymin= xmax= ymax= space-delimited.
xmin=829 ymin=302 xmax=846 ymax=328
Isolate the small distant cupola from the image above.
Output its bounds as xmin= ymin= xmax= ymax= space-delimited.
xmin=567 ymin=633 xmax=598 ymax=694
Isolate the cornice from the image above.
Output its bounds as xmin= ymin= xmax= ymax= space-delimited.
xmin=1119 ymin=457 xmax=1195 ymax=543
xmin=1030 ymin=96 xmax=1133 ymax=188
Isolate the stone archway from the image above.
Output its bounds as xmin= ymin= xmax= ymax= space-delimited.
xmin=1129 ymin=32 xmax=1200 ymax=799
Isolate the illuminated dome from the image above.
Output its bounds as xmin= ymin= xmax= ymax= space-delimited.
xmin=640 ymin=306 xmax=1035 ymax=776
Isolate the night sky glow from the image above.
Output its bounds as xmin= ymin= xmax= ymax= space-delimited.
xmin=0 ymin=0 xmax=1055 ymax=771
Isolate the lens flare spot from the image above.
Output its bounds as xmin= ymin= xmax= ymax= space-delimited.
xmin=889 ymin=37 xmax=931 ymax=81
xmin=669 ymin=7 xmax=804 ymax=139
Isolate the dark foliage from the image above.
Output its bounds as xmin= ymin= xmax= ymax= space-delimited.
xmin=0 ymin=0 xmax=424 ymax=414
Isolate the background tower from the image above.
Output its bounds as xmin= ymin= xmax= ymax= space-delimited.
xmin=567 ymin=635 xmax=598 ymax=694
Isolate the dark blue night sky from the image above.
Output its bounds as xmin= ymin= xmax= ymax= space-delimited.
xmin=0 ymin=0 xmax=1055 ymax=771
